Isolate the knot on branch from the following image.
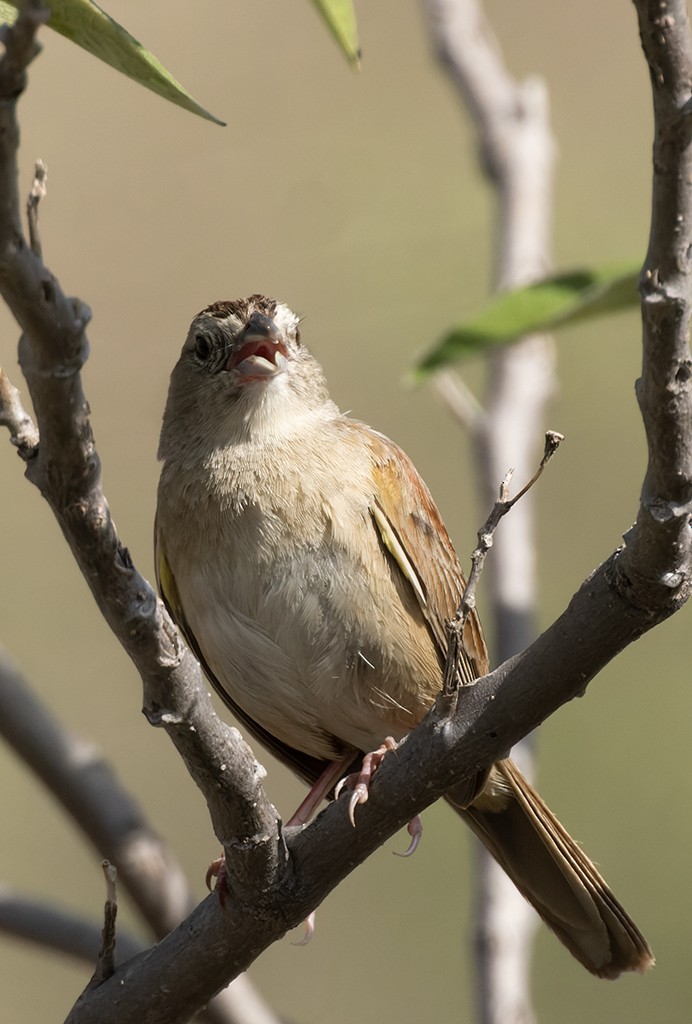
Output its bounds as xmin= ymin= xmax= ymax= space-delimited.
xmin=122 ymin=585 xmax=159 ymax=645
xmin=672 ymin=357 xmax=692 ymax=391
xmin=19 ymin=322 xmax=90 ymax=380
xmin=142 ymin=703 xmax=185 ymax=727
xmin=639 ymin=265 xmax=690 ymax=310
xmin=610 ymin=515 xmax=692 ymax=614
xmin=646 ymin=496 xmax=692 ymax=524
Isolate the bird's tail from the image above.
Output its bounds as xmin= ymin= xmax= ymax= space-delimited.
xmin=445 ymin=757 xmax=653 ymax=979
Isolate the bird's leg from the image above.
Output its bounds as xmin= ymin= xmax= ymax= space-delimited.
xmin=286 ymin=752 xmax=359 ymax=827
xmin=287 ymin=751 xmax=360 ymax=946
xmin=208 ymin=752 xmax=359 ymax=926
xmin=334 ymin=736 xmax=423 ymax=855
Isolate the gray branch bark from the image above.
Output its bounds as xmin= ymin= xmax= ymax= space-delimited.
xmin=0 ymin=1 xmax=691 ymax=1022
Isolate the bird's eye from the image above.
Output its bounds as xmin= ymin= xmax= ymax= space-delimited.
xmin=193 ymin=332 xmax=214 ymax=363
xmin=295 ymin=327 xmax=301 ymax=344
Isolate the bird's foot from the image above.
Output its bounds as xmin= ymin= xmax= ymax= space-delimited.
xmin=205 ymin=852 xmax=233 ymax=911
xmin=206 ymin=853 xmax=225 ymax=892
xmin=292 ymin=910 xmax=317 ymax=946
xmin=334 ymin=737 xmax=423 ymax=854
xmin=286 ymin=751 xmax=358 ymax=827
xmin=334 ymin=736 xmax=399 ymax=825
xmin=393 ymin=815 xmax=423 ymax=857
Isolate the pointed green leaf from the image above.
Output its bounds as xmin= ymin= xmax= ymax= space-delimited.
xmin=311 ymin=0 xmax=360 ymax=66
xmin=414 ymin=264 xmax=640 ymax=379
xmin=0 ymin=0 xmax=225 ymax=125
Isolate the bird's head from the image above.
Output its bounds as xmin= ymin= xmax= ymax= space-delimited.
xmin=159 ymin=295 xmax=334 ymax=459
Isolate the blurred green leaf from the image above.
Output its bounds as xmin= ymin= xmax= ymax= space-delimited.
xmin=311 ymin=0 xmax=360 ymax=66
xmin=0 ymin=0 xmax=225 ymax=125
xmin=414 ymin=264 xmax=640 ymax=379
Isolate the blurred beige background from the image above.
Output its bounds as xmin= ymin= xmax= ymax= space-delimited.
xmin=1 ymin=1 xmax=690 ymax=1021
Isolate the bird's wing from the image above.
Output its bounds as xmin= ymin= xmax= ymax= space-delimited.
xmin=361 ymin=424 xmax=489 ymax=685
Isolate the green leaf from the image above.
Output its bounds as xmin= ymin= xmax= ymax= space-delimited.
xmin=311 ymin=0 xmax=360 ymax=66
xmin=414 ymin=264 xmax=640 ymax=379
xmin=0 ymin=0 xmax=225 ymax=125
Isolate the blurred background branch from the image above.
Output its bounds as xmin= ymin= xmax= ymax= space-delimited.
xmin=0 ymin=637 xmax=281 ymax=1024
xmin=423 ymin=1 xmax=555 ymax=1020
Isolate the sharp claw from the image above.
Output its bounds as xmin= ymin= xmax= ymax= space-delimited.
xmin=292 ymin=910 xmax=316 ymax=946
xmin=206 ymin=855 xmax=224 ymax=892
xmin=337 ymin=737 xmax=400 ymax=826
xmin=348 ymin=783 xmax=368 ymax=826
xmin=393 ymin=815 xmax=423 ymax=857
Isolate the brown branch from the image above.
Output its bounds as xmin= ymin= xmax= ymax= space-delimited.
xmin=0 ymin=3 xmax=281 ymax=889
xmin=61 ymin=553 xmax=677 ymax=1024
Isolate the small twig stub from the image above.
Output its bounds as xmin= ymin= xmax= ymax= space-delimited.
xmin=27 ymin=158 xmax=47 ymax=259
xmin=0 ymin=368 xmax=39 ymax=459
xmin=85 ymin=861 xmax=118 ymax=989
xmin=443 ymin=430 xmax=564 ymax=696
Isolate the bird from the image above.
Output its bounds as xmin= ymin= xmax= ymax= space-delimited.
xmin=155 ymin=293 xmax=653 ymax=978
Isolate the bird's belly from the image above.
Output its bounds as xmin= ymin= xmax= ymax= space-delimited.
xmin=178 ymin=539 xmax=440 ymax=760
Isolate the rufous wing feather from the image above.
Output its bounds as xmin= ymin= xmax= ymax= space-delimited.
xmin=359 ymin=425 xmax=652 ymax=977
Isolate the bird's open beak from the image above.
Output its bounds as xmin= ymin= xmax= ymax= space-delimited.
xmin=226 ymin=312 xmax=288 ymax=381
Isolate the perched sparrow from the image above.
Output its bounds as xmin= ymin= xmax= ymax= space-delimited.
xmin=156 ymin=294 xmax=653 ymax=978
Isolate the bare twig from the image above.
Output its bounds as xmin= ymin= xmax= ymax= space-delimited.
xmin=443 ymin=431 xmax=563 ymax=696
xmin=26 ymin=158 xmax=46 ymax=258
xmin=0 ymin=367 xmax=38 ymax=458
xmin=0 ymin=1 xmax=46 ymax=102
xmin=91 ymin=862 xmax=118 ymax=985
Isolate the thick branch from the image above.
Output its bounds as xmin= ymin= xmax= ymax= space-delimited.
xmin=621 ymin=0 xmax=692 ymax=603
xmin=63 ymin=553 xmax=666 ymax=1024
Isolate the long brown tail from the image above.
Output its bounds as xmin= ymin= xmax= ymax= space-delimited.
xmin=445 ymin=758 xmax=653 ymax=979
